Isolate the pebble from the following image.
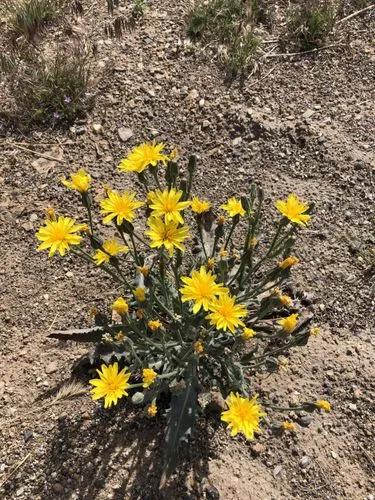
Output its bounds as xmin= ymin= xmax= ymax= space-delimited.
xmin=66 ymin=271 xmax=74 ymax=278
xmin=52 ymin=483 xmax=64 ymax=494
xmin=202 ymin=120 xmax=210 ymax=129
xmin=118 ymin=127 xmax=134 ymax=142
xmin=92 ymin=123 xmax=103 ymax=134
xmin=45 ymin=361 xmax=58 ymax=374
xmin=331 ymin=451 xmax=339 ymax=459
xmin=232 ymin=137 xmax=242 ymax=146
xmin=298 ymin=415 xmax=313 ymax=427
xmin=348 ymin=403 xmax=357 ymax=411
xmin=273 ymin=464 xmax=283 ymax=477
xmin=299 ymin=456 xmax=311 ymax=468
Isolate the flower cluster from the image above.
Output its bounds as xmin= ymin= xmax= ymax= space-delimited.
xmin=37 ymin=142 xmax=330 ymax=478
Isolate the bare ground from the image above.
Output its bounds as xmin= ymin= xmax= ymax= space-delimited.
xmin=0 ymin=1 xmax=374 ymax=498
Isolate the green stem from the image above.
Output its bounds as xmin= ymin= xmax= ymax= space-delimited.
xmin=223 ymin=218 xmax=237 ymax=250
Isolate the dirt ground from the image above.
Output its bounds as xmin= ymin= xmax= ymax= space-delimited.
xmin=0 ymin=1 xmax=374 ymax=499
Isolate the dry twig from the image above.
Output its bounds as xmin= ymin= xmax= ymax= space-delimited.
xmin=0 ymin=453 xmax=32 ymax=489
xmin=265 ymin=43 xmax=344 ymax=58
xmin=5 ymin=143 xmax=66 ymax=164
xmin=336 ymin=4 xmax=374 ymax=25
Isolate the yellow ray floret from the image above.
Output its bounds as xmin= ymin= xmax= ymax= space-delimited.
xmin=191 ymin=196 xmax=211 ymax=214
xmin=100 ymin=190 xmax=144 ymax=225
xmin=118 ymin=142 xmax=169 ymax=173
xmin=36 ymin=216 xmax=86 ymax=257
xmin=180 ymin=266 xmax=227 ymax=314
xmin=220 ymin=197 xmax=246 ymax=217
xmin=242 ymin=327 xmax=256 ymax=340
xmin=206 ymin=293 xmax=247 ymax=333
xmin=221 ymin=392 xmax=266 ymax=440
xmin=93 ymin=239 xmax=129 ymax=265
xmin=61 ymin=169 xmax=91 ymax=193
xmin=148 ymin=188 xmax=190 ymax=224
xmin=275 ymin=193 xmax=310 ymax=226
xmin=142 ymin=368 xmax=157 ymax=388
xmin=89 ymin=362 xmax=131 ymax=409
xmin=147 ymin=402 xmax=158 ymax=417
xmin=277 ymin=313 xmax=298 ymax=333
xmin=145 ymin=217 xmax=189 ymax=256
xmin=112 ymin=297 xmax=129 ymax=315
xmin=278 ymin=255 xmax=299 ymax=269
xmin=315 ymin=399 xmax=331 ymax=412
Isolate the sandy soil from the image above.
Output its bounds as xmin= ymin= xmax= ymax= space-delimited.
xmin=0 ymin=1 xmax=374 ymax=498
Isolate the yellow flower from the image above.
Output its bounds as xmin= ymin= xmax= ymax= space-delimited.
xmin=219 ymin=248 xmax=229 ymax=258
xmin=206 ymin=293 xmax=247 ymax=333
xmin=221 ymin=393 xmax=266 ymax=440
xmin=281 ymin=421 xmax=296 ymax=432
xmin=310 ymin=327 xmax=321 ymax=336
xmin=148 ymin=188 xmax=190 ymax=224
xmin=274 ymin=289 xmax=293 ymax=307
xmin=112 ymin=297 xmax=129 ymax=315
xmin=142 ymin=368 xmax=157 ymax=388
xmin=100 ymin=190 xmax=144 ymax=225
xmin=220 ymin=197 xmax=245 ymax=217
xmin=61 ymin=169 xmax=91 ymax=193
xmin=118 ymin=142 xmax=169 ymax=173
xmin=194 ymin=340 xmax=204 ymax=354
xmin=89 ymin=362 xmax=131 ymax=409
xmin=278 ymin=313 xmax=298 ymax=333
xmin=147 ymin=402 xmax=158 ymax=417
xmin=145 ymin=217 xmax=189 ymax=256
xmin=148 ymin=319 xmax=162 ymax=331
xmin=93 ymin=239 xmax=129 ymax=265
xmin=137 ymin=265 xmax=150 ymax=277
xmin=275 ymin=193 xmax=310 ymax=226
xmin=134 ymin=287 xmax=146 ymax=302
xmin=206 ymin=258 xmax=215 ymax=270
xmin=191 ymin=197 xmax=211 ymax=214
xmin=315 ymin=400 xmax=331 ymax=412
xmin=278 ymin=256 xmax=299 ymax=269
xmin=36 ymin=216 xmax=86 ymax=257
xmin=242 ymin=327 xmax=256 ymax=340
xmin=180 ymin=266 xmax=227 ymax=314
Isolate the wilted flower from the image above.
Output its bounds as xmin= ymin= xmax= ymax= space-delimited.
xmin=310 ymin=327 xmax=321 ymax=336
xmin=278 ymin=256 xmax=299 ymax=269
xmin=147 ymin=402 xmax=158 ymax=417
xmin=134 ymin=287 xmax=146 ymax=302
xmin=242 ymin=327 xmax=256 ymax=340
xmin=281 ymin=421 xmax=296 ymax=432
xmin=142 ymin=368 xmax=157 ymax=388
xmin=194 ymin=340 xmax=204 ymax=354
xmin=277 ymin=313 xmax=298 ymax=333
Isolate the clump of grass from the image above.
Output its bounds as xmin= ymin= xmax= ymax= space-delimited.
xmin=187 ymin=0 xmax=263 ymax=76
xmin=1 ymin=44 xmax=92 ymax=126
xmin=286 ymin=0 xmax=337 ymax=51
xmin=3 ymin=0 xmax=67 ymax=40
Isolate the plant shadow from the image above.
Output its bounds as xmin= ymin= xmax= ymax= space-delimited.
xmin=39 ymin=403 xmax=218 ymax=499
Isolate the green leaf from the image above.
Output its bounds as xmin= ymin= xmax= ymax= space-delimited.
xmin=161 ymin=368 xmax=199 ymax=486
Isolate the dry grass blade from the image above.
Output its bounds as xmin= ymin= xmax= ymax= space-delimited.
xmin=46 ymin=380 xmax=87 ymax=407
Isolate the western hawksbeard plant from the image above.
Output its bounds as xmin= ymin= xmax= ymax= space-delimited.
xmin=36 ymin=142 xmax=331 ymax=482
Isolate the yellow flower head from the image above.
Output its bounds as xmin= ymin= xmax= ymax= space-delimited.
xmin=89 ymin=362 xmax=131 ymax=409
xmin=147 ymin=402 xmax=158 ymax=417
xmin=191 ymin=197 xmax=211 ymax=214
xmin=148 ymin=319 xmax=162 ymax=331
xmin=310 ymin=326 xmax=321 ymax=336
xmin=148 ymin=188 xmax=190 ymax=224
xmin=112 ymin=297 xmax=129 ymax=315
xmin=315 ymin=399 xmax=331 ymax=412
xmin=194 ymin=340 xmax=204 ymax=354
xmin=281 ymin=421 xmax=296 ymax=432
xmin=137 ymin=265 xmax=150 ymax=277
xmin=118 ymin=142 xmax=169 ymax=173
xmin=134 ymin=287 xmax=146 ymax=302
xmin=180 ymin=266 xmax=227 ymax=314
xmin=145 ymin=217 xmax=189 ymax=256
xmin=278 ymin=256 xmax=299 ymax=270
xmin=221 ymin=393 xmax=266 ymax=440
xmin=219 ymin=248 xmax=229 ymax=258
xmin=93 ymin=239 xmax=129 ymax=265
xmin=277 ymin=313 xmax=298 ymax=333
xmin=249 ymin=237 xmax=258 ymax=248
xmin=275 ymin=193 xmax=310 ymax=226
xmin=206 ymin=258 xmax=215 ymax=270
xmin=36 ymin=216 xmax=86 ymax=257
xmin=274 ymin=289 xmax=293 ymax=307
xmin=220 ymin=197 xmax=246 ymax=217
xmin=242 ymin=327 xmax=256 ymax=340
xmin=206 ymin=293 xmax=247 ymax=333
xmin=142 ymin=368 xmax=157 ymax=388
xmin=100 ymin=190 xmax=144 ymax=225
xmin=61 ymin=169 xmax=91 ymax=193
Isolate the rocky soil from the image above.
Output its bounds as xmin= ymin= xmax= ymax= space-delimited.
xmin=0 ymin=0 xmax=374 ymax=498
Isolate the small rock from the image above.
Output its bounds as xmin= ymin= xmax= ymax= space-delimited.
xmin=202 ymin=120 xmax=210 ymax=129
xmin=331 ymin=451 xmax=338 ymax=460
xmin=273 ymin=465 xmax=283 ymax=477
xmin=232 ymin=137 xmax=242 ymax=146
xmin=251 ymin=443 xmax=266 ymax=455
xmin=52 ymin=483 xmax=64 ymax=495
xmin=348 ymin=403 xmax=357 ymax=411
xmin=29 ymin=213 xmax=38 ymax=222
xmin=75 ymin=126 xmax=86 ymax=135
xmin=199 ymin=98 xmax=205 ymax=107
xmin=16 ymin=487 xmax=24 ymax=497
xmin=206 ymin=391 xmax=226 ymax=413
xmin=118 ymin=127 xmax=133 ymax=142
xmin=298 ymin=415 xmax=313 ymax=427
xmin=66 ymin=271 xmax=74 ymax=278
xmin=187 ymin=89 xmax=199 ymax=100
xmin=45 ymin=361 xmax=58 ymax=374
xmin=302 ymin=109 xmax=314 ymax=119
xmin=23 ymin=429 xmax=33 ymax=443
xmin=299 ymin=456 xmax=311 ymax=468
xmin=92 ymin=123 xmax=103 ymax=134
